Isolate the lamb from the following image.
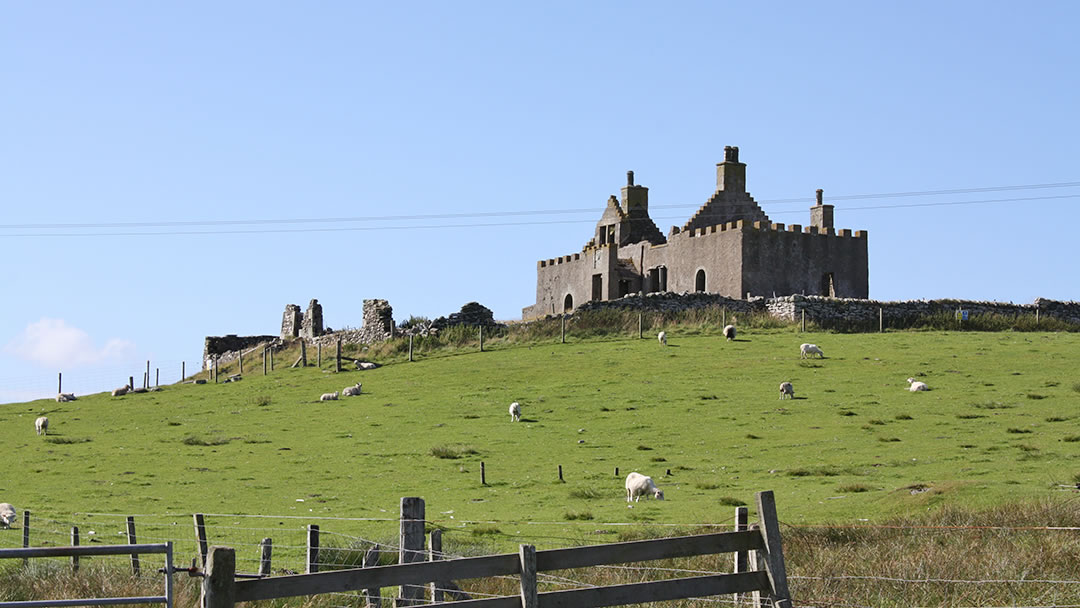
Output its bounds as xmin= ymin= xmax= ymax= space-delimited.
xmin=111 ymin=384 xmax=131 ymax=397
xmin=907 ymin=378 xmax=929 ymax=392
xmin=779 ymin=382 xmax=794 ymax=400
xmin=509 ymin=401 xmax=521 ymax=422
xmin=341 ymin=383 xmax=362 ymax=397
xmin=625 ymin=472 xmax=664 ymax=502
xmin=658 ymin=331 xmax=667 ymax=346
xmin=56 ymin=393 xmax=76 ymax=402
xmin=35 ymin=416 xmax=48 ymax=436
xmin=320 ymin=391 xmax=340 ymax=401
xmin=0 ymin=503 xmax=15 ymax=528
xmin=800 ymin=343 xmax=824 ymax=359
xmin=723 ymin=324 xmax=736 ymax=341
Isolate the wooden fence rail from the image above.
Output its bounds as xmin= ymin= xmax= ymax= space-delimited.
xmin=204 ymin=490 xmax=791 ymax=608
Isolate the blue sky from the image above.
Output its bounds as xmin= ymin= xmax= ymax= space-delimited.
xmin=3 ymin=2 xmax=1078 ymax=402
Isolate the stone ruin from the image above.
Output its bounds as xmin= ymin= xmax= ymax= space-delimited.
xmin=281 ymin=299 xmax=324 ymax=340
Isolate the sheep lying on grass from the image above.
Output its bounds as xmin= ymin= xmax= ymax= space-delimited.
xmin=907 ymin=378 xmax=929 ymax=392
xmin=625 ymin=472 xmax=664 ymax=502
xmin=800 ymin=343 xmax=824 ymax=359
xmin=658 ymin=331 xmax=667 ymax=346
xmin=56 ymin=393 xmax=76 ymax=402
xmin=342 ymin=383 xmax=362 ymax=397
xmin=779 ymin=382 xmax=794 ymax=400
xmin=509 ymin=402 xmax=521 ymax=422
xmin=111 ymin=384 xmax=131 ymax=397
xmin=0 ymin=503 xmax=15 ymax=528
xmin=723 ymin=324 xmax=736 ymax=341
xmin=320 ymin=391 xmax=339 ymax=401
xmin=35 ymin=416 xmax=48 ymax=436
xmin=355 ymin=361 xmax=378 ymax=370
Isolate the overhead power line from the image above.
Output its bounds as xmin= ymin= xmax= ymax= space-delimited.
xmin=1 ymin=184 xmax=1078 ymax=237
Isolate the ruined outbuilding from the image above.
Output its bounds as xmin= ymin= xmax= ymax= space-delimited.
xmin=523 ymin=147 xmax=869 ymax=318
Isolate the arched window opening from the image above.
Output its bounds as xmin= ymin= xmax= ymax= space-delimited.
xmin=695 ymin=269 xmax=706 ymax=292
xmin=564 ymin=293 xmax=574 ymax=312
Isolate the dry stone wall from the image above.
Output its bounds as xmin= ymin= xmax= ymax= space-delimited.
xmin=766 ymin=295 xmax=1080 ymax=325
xmin=575 ymin=291 xmax=765 ymax=315
xmin=203 ymin=335 xmax=280 ymax=370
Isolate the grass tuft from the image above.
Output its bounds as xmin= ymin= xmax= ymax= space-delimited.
xmin=44 ymin=436 xmax=91 ymax=444
xmin=717 ymin=496 xmax=746 ymax=506
xmin=838 ymin=483 xmax=873 ymax=493
xmin=564 ymin=510 xmax=594 ymax=521
xmin=181 ymin=434 xmax=230 ymax=446
xmin=429 ymin=444 xmax=479 ymax=459
xmin=569 ymin=487 xmax=603 ymax=499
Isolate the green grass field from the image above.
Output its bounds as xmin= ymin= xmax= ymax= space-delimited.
xmin=2 ymin=328 xmax=1078 ymax=572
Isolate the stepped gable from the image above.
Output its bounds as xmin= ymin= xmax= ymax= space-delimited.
xmin=682 ymin=146 xmax=770 ymax=233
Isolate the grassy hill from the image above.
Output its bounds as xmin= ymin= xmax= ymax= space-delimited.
xmin=2 ymin=326 xmax=1078 ymax=573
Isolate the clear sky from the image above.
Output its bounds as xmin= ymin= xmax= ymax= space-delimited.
xmin=3 ymin=2 xmax=1079 ymax=403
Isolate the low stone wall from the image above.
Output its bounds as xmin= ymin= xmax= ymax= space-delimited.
xmin=767 ymin=295 xmax=1080 ymax=325
xmin=575 ymin=292 xmax=765 ymax=314
xmin=203 ymin=335 xmax=281 ymax=370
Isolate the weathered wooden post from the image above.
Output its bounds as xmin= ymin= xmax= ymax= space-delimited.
xmin=301 ymin=341 xmax=307 ymax=367
xmin=57 ymin=372 xmax=62 ymax=395
xmin=262 ymin=349 xmax=267 ymax=375
xmin=558 ymin=465 xmax=563 ymax=482
xmin=127 ymin=516 xmax=141 ymax=576
xmin=879 ymin=307 xmax=884 ymax=333
xmin=481 ymin=461 xmax=486 ymax=485
xmin=722 ymin=307 xmax=727 ymax=327
xmin=399 ymin=497 xmax=425 ymax=606
xmin=408 ymin=335 xmax=414 ymax=362
xmin=155 ymin=368 xmax=159 ymax=387
xmin=561 ymin=315 xmax=566 ymax=344
xmin=214 ymin=357 xmax=219 ymax=383
xmin=22 ymin=510 xmax=29 ymax=567
xmin=429 ymin=530 xmax=444 ymax=603
xmin=733 ymin=507 xmax=748 ymax=606
xmin=146 ymin=361 xmax=150 ymax=388
xmin=800 ymin=310 xmax=805 ymax=332
xmin=756 ymin=491 xmax=792 ymax=608
xmin=71 ymin=526 xmax=80 ymax=572
xmin=306 ymin=524 xmax=320 ymax=574
xmin=317 ymin=343 xmax=322 ymax=368
xmin=182 ymin=361 xmax=186 ymax=381
xmin=193 ymin=513 xmax=209 ymax=567
xmin=270 ymin=348 xmax=274 ymax=371
xmin=637 ymin=312 xmax=642 ymax=339
xmin=202 ymin=546 xmax=236 ymax=608
xmin=364 ymin=544 xmax=382 ymax=608
xmin=258 ymin=538 xmax=272 ymax=577
xmin=1036 ymin=306 xmax=1041 ymax=326
xmin=239 ymin=350 xmax=243 ymax=375
xmin=614 ymin=466 xmax=619 ymax=477
xmin=336 ymin=338 xmax=342 ymax=372
xmin=130 ymin=375 xmax=136 ymax=390
xmin=479 ymin=325 xmax=484 ymax=352
xmin=519 ymin=544 xmax=538 ymax=608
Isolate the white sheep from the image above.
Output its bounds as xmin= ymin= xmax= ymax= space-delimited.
xmin=35 ymin=416 xmax=48 ymax=436
xmin=907 ymin=378 xmax=929 ymax=392
xmin=342 ymin=383 xmax=362 ymax=397
xmin=111 ymin=384 xmax=131 ymax=397
xmin=625 ymin=472 xmax=664 ymax=502
xmin=355 ymin=361 xmax=378 ymax=370
xmin=320 ymin=391 xmax=340 ymax=401
xmin=779 ymin=382 xmax=794 ymax=400
xmin=56 ymin=393 xmax=76 ymax=403
xmin=723 ymin=324 xmax=736 ymax=341
xmin=800 ymin=343 xmax=824 ymax=359
xmin=658 ymin=331 xmax=667 ymax=346
xmin=509 ymin=401 xmax=521 ymax=422
xmin=0 ymin=503 xmax=15 ymax=528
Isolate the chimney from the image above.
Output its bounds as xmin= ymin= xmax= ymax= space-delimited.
xmin=810 ymin=188 xmax=834 ymax=230
xmin=716 ymin=146 xmax=746 ymax=193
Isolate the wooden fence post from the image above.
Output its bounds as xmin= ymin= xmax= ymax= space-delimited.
xmin=193 ymin=513 xmax=209 ymax=567
xmin=364 ymin=544 xmax=382 ymax=608
xmin=481 ymin=461 xmax=486 ymax=485
xmin=879 ymin=307 xmax=884 ymax=332
xmin=399 ymin=497 xmax=425 ymax=606
xmin=270 ymin=348 xmax=274 ymax=371
xmin=307 ymin=524 xmax=320 ymax=574
xmin=317 ymin=343 xmax=322 ymax=368
xmin=146 ymin=361 xmax=150 ymax=389
xmin=756 ymin=490 xmax=792 ymax=608
xmin=558 ymin=465 xmax=563 ymax=482
xmin=182 ymin=361 xmax=186 ymax=381
xmin=733 ymin=507 xmax=748 ymax=606
xmin=259 ymin=538 xmax=272 ymax=577
xmin=126 ymin=516 xmax=141 ymax=576
xmin=429 ymin=530 xmax=443 ymax=603
xmin=214 ymin=357 xmax=219 ymax=383
xmin=202 ymin=546 xmax=236 ymax=608
xmin=800 ymin=310 xmax=805 ymax=332
xmin=336 ymin=338 xmax=342 ymax=373
xmin=519 ymin=544 xmax=538 ymax=608
xmin=130 ymin=375 xmax=136 ymax=390
xmin=479 ymin=326 xmax=484 ymax=352
xmin=561 ymin=315 xmax=566 ymax=344
xmin=155 ymin=368 xmax=159 ymax=388
xmin=723 ymin=307 xmax=727 ymax=327
xmin=1036 ymin=307 xmax=1040 ymax=326
xmin=22 ymin=510 xmax=29 ymax=567
xmin=301 ymin=341 xmax=307 ymax=367
xmin=408 ymin=335 xmax=413 ymax=362
xmin=71 ymin=526 xmax=80 ymax=572
xmin=263 ymin=349 xmax=267 ymax=375
xmin=239 ymin=350 xmax=244 ymax=375
xmin=58 ymin=372 xmax=62 ymax=394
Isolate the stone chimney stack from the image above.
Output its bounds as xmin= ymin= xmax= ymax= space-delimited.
xmin=716 ymin=145 xmax=747 ymax=193
xmin=621 ymin=169 xmax=649 ymax=215
xmin=810 ymin=188 xmax=834 ymax=230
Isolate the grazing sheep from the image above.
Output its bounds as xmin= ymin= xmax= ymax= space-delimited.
xmin=320 ymin=391 xmax=340 ymax=401
xmin=509 ymin=401 xmax=521 ymax=422
xmin=0 ymin=503 xmax=15 ymax=528
xmin=35 ymin=416 xmax=48 ymax=436
xmin=907 ymin=378 xmax=929 ymax=392
xmin=723 ymin=324 xmax=736 ymax=341
xmin=56 ymin=393 xmax=76 ymax=403
xmin=658 ymin=331 xmax=667 ymax=346
xmin=779 ymin=382 xmax=794 ymax=400
xmin=111 ymin=384 xmax=131 ymax=397
xmin=625 ymin=472 xmax=664 ymax=502
xmin=342 ymin=383 xmax=362 ymax=397
xmin=800 ymin=343 xmax=824 ymax=359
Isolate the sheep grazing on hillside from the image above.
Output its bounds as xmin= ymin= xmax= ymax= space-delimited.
xmin=111 ymin=384 xmax=131 ymax=397
xmin=779 ymin=382 xmax=794 ymax=400
xmin=341 ymin=383 xmax=362 ymax=397
xmin=658 ymin=331 xmax=667 ymax=346
xmin=625 ymin=472 xmax=664 ymax=502
xmin=509 ymin=401 xmax=521 ymax=422
xmin=320 ymin=391 xmax=340 ymax=401
xmin=723 ymin=324 xmax=736 ymax=341
xmin=800 ymin=343 xmax=824 ymax=359
xmin=56 ymin=393 xmax=76 ymax=403
xmin=35 ymin=416 xmax=48 ymax=436
xmin=907 ymin=378 xmax=929 ymax=392
xmin=0 ymin=503 xmax=15 ymax=528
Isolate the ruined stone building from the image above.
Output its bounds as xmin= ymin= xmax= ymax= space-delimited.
xmin=522 ymin=147 xmax=869 ymax=318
